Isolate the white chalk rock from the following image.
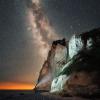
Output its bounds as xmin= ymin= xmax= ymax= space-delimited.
xmin=69 ymin=35 xmax=84 ymax=59
xmin=50 ymin=75 xmax=70 ymax=93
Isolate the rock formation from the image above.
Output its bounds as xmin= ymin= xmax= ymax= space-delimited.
xmin=36 ymin=28 xmax=100 ymax=97
xmin=36 ymin=39 xmax=67 ymax=90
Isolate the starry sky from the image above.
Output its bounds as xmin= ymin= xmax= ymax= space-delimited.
xmin=0 ymin=0 xmax=100 ymax=89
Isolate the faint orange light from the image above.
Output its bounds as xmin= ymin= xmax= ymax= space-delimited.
xmin=0 ymin=82 xmax=35 ymax=90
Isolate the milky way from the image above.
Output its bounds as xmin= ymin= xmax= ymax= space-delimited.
xmin=26 ymin=0 xmax=60 ymax=60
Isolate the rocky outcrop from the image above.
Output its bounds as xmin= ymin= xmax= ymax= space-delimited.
xmin=36 ymin=39 xmax=68 ymax=90
xmin=36 ymin=27 xmax=100 ymax=97
xmin=50 ymin=28 xmax=100 ymax=96
xmin=36 ymin=61 xmax=52 ymax=90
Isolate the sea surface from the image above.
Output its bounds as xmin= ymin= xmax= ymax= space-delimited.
xmin=0 ymin=90 xmax=99 ymax=100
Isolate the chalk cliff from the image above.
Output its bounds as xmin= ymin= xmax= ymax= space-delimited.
xmin=36 ymin=28 xmax=100 ymax=97
xmin=36 ymin=39 xmax=67 ymax=90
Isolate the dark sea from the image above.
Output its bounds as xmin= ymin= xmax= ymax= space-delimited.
xmin=0 ymin=90 xmax=99 ymax=100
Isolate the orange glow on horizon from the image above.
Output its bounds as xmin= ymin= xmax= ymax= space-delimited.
xmin=0 ymin=82 xmax=35 ymax=90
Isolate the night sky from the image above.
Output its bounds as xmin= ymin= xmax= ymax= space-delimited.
xmin=42 ymin=0 xmax=100 ymax=37
xmin=0 ymin=0 xmax=100 ymax=89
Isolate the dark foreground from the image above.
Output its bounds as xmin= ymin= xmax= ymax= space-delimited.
xmin=0 ymin=90 xmax=99 ymax=100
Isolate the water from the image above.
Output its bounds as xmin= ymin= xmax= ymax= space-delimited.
xmin=0 ymin=90 xmax=99 ymax=100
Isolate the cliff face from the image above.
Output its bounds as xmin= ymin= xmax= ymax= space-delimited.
xmin=50 ymin=28 xmax=100 ymax=96
xmin=36 ymin=39 xmax=67 ymax=90
xmin=36 ymin=61 xmax=52 ymax=90
xmin=36 ymin=28 xmax=100 ymax=96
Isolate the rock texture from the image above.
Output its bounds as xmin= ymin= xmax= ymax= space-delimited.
xmin=36 ymin=39 xmax=67 ymax=90
xmin=50 ymin=28 xmax=100 ymax=96
xmin=36 ymin=28 xmax=100 ymax=97
xmin=36 ymin=61 xmax=52 ymax=90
